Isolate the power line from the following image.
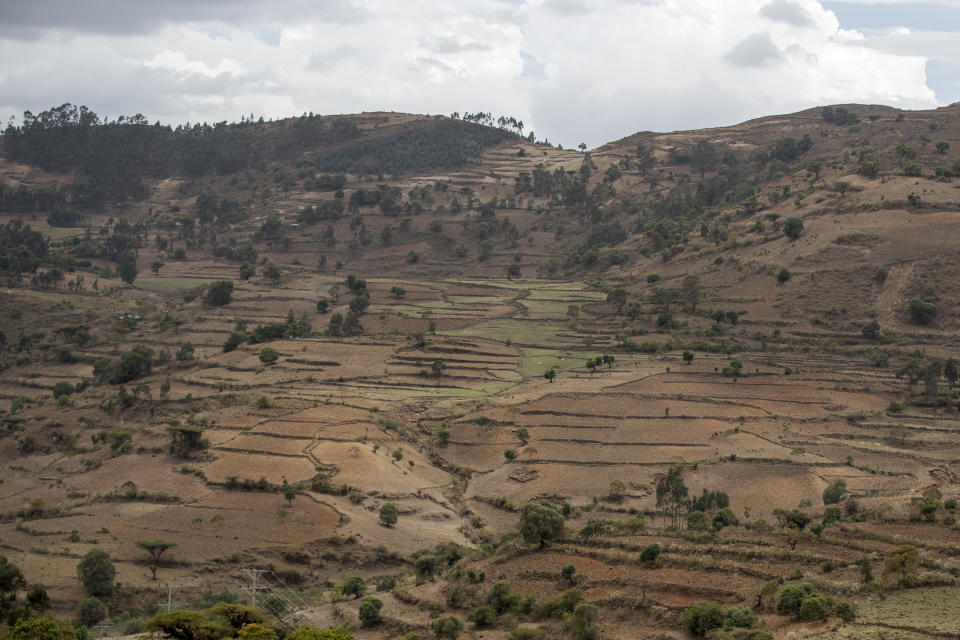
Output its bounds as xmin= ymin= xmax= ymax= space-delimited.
xmin=158 ymin=583 xmax=182 ymax=612
xmin=240 ymin=568 xmax=270 ymax=608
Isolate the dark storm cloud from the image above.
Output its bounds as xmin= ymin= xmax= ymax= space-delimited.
xmin=725 ymin=32 xmax=785 ymax=67
xmin=0 ymin=0 xmax=365 ymax=38
xmin=760 ymin=0 xmax=817 ymax=28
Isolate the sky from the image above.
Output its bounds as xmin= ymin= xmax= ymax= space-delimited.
xmin=1 ymin=0 xmax=959 ymax=148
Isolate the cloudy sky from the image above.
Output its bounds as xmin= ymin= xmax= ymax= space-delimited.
xmin=1 ymin=0 xmax=959 ymax=148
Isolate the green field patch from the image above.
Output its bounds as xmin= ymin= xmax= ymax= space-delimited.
xmin=518 ymin=348 xmax=583 ymax=377
xmin=519 ymin=298 xmax=575 ymax=317
xmin=136 ymin=277 xmax=222 ymax=292
xmin=443 ymin=319 xmax=568 ymax=346
xmin=448 ymin=295 xmax=516 ymax=305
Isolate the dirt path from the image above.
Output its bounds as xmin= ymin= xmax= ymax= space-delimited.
xmin=876 ymin=262 xmax=916 ymax=330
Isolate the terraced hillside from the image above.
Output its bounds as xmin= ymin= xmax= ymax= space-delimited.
xmin=1 ymin=103 xmax=960 ymax=639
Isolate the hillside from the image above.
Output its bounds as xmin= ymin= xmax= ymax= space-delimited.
xmin=1 ymin=102 xmax=960 ymax=640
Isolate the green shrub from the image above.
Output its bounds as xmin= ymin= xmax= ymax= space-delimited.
xmin=724 ymin=605 xmax=757 ymax=629
xmin=776 ymin=583 xmax=817 ymax=616
xmin=358 ymin=596 xmax=382 ymax=626
xmin=909 ymin=298 xmax=937 ymax=325
xmin=259 ymin=347 xmax=280 ymax=364
xmin=798 ymin=594 xmax=831 ymax=621
xmin=682 ymin=600 xmax=724 ymax=636
xmin=835 ymin=600 xmax=854 ymax=622
xmin=639 ymin=543 xmax=662 ymax=565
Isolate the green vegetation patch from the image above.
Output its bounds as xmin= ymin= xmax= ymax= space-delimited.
xmin=443 ymin=319 xmax=568 ymax=346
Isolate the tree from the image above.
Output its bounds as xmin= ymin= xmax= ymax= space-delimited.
xmin=909 ymin=298 xmax=937 ymax=325
xmin=935 ymin=140 xmax=950 ymax=153
xmin=519 ymin=501 xmax=564 ymax=547
xmin=285 ymin=626 xmax=353 ymax=640
xmin=205 ymin=280 xmax=234 ymax=306
xmin=881 ymin=544 xmax=920 ymax=588
xmin=390 ymin=286 xmax=406 ymax=298
xmin=777 ymin=267 xmax=791 ymax=283
xmin=316 ymin=299 xmax=329 ymax=313
xmin=724 ymin=606 xmax=757 ymax=629
xmin=561 ymin=565 xmax=576 ymax=584
xmin=26 ymin=583 xmax=50 ymax=612
xmin=358 ymin=596 xmax=382 ymax=627
xmin=639 ymin=543 xmax=662 ymax=565
xmin=136 ymin=540 xmax=176 ymax=580
xmin=259 ymin=347 xmax=279 ymax=364
xmin=655 ymin=465 xmax=688 ymax=529
xmin=783 ymin=217 xmax=804 ymax=240
xmin=0 ymin=556 xmax=26 ymax=597
xmin=262 ymin=261 xmax=282 ymax=282
xmin=77 ymin=549 xmax=115 ymax=596
xmin=338 ymin=575 xmax=366 ymax=599
xmin=237 ymin=624 xmax=277 ymax=640
xmin=565 ymin=603 xmax=599 ymax=640
xmin=862 ymin=320 xmax=881 ymax=340
xmin=470 ymin=605 xmax=496 ymax=628
xmin=151 ymin=261 xmax=164 ymax=276
xmin=431 ymin=617 xmax=462 ymax=640
xmin=118 ymin=251 xmax=138 ymax=284
xmin=682 ymin=601 xmax=724 ymax=636
xmin=78 ymin=596 xmax=107 ymax=625
xmin=683 ymin=350 xmax=694 ymax=364
xmin=7 ymin=617 xmax=78 ymax=640
xmin=145 ymin=610 xmax=228 ymax=640
xmin=239 ymin=262 xmax=256 ymax=280
xmin=682 ymin=274 xmax=702 ymax=311
xmin=392 ymin=447 xmax=403 ymax=462
xmin=822 ymin=479 xmax=847 ymax=505
xmin=776 ymin=583 xmax=817 ymax=616
xmin=504 ymin=448 xmax=518 ymax=461
xmin=544 ymin=368 xmax=556 ymax=383
xmin=282 ymin=479 xmax=297 ymax=506
xmin=379 ymin=502 xmax=398 ymax=527
xmin=516 ymin=427 xmax=529 ymax=444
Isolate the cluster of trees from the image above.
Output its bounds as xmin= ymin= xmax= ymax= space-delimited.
xmin=1 ymin=103 xmax=362 ymax=204
xmin=223 ymin=312 xmax=312 ymax=352
xmin=311 ymin=118 xmax=515 ymax=176
xmin=0 ymin=220 xmax=49 ymax=282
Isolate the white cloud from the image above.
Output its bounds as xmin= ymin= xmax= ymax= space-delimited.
xmin=0 ymin=0 xmax=944 ymax=148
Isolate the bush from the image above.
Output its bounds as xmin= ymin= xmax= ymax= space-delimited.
xmin=835 ymin=600 xmax=854 ymax=622
xmin=379 ymin=502 xmax=398 ymax=527
xmin=798 ymin=594 xmax=831 ymax=621
xmin=205 ymin=280 xmax=234 ymax=306
xmin=52 ymin=381 xmax=75 ymax=399
xmin=776 ymin=583 xmax=817 ymax=616
xmin=338 ymin=575 xmax=366 ymax=599
xmin=470 ymin=605 xmax=496 ymax=628
xmin=431 ymin=617 xmax=462 ymax=640
xmin=777 ymin=267 xmax=791 ymax=283
xmin=77 ymin=549 xmax=115 ymax=596
xmin=909 ymin=298 xmax=937 ymax=325
xmin=639 ymin=543 xmax=662 ymax=565
xmin=358 ymin=596 xmax=382 ymax=626
xmin=682 ymin=600 xmax=724 ymax=636
xmin=259 ymin=347 xmax=280 ymax=364
xmin=724 ymin=605 xmax=758 ymax=629
xmin=519 ymin=501 xmax=564 ymax=547
xmin=783 ymin=217 xmax=804 ymax=240
xmin=823 ymin=479 xmax=847 ymax=505
xmin=78 ymin=596 xmax=107 ymax=625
